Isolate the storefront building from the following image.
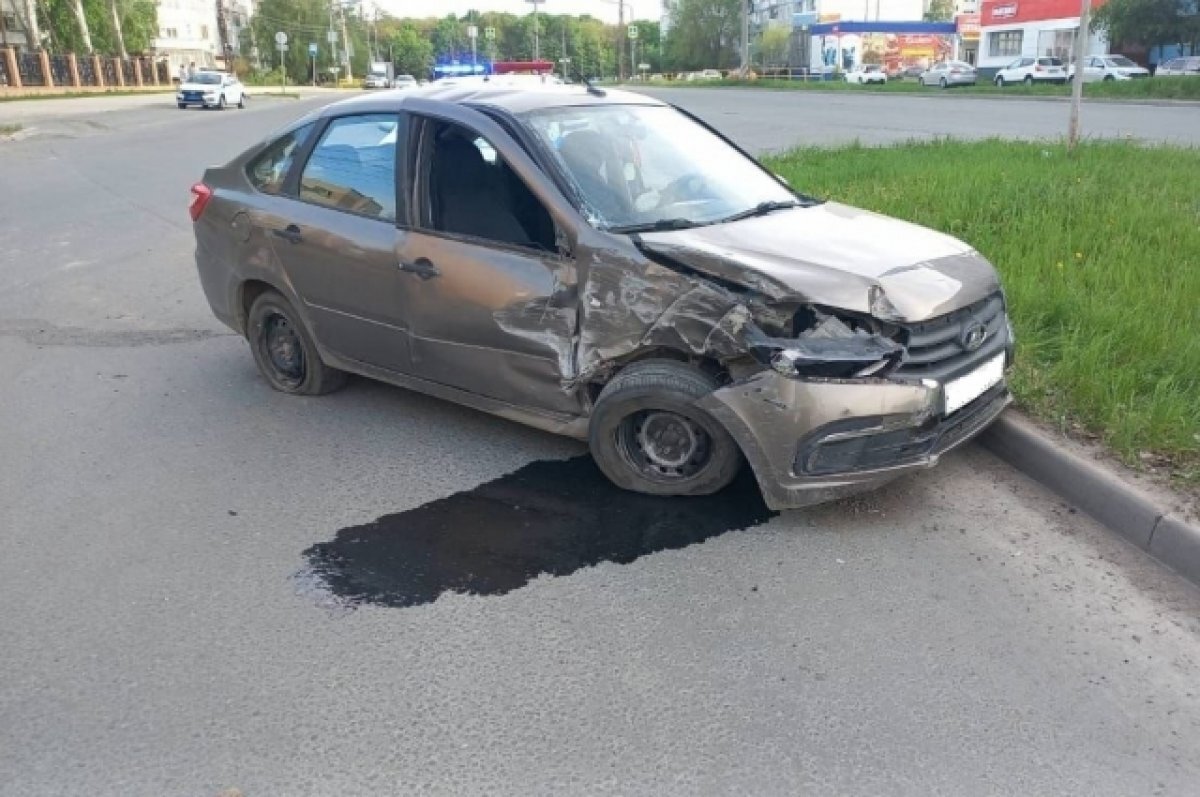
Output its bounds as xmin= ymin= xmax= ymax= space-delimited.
xmin=976 ymin=0 xmax=1110 ymax=77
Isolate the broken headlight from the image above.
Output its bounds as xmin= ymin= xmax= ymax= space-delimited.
xmin=754 ymin=312 xmax=905 ymax=380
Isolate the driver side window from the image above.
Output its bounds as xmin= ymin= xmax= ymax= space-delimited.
xmin=416 ymin=118 xmax=556 ymax=252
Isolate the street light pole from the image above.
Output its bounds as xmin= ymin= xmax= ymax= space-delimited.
xmin=526 ymin=0 xmax=544 ymax=62
xmin=1067 ymin=0 xmax=1092 ymax=152
xmin=740 ymin=0 xmax=750 ymax=76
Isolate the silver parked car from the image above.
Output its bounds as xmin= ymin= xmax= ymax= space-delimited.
xmin=920 ymin=61 xmax=977 ymax=88
xmin=1156 ymin=56 xmax=1200 ymax=76
xmin=189 ymin=86 xmax=1013 ymax=509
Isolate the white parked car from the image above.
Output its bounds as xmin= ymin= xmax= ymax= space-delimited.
xmin=176 ymin=71 xmax=245 ymax=110
xmin=993 ymin=56 xmax=1067 ymax=86
xmin=391 ymin=74 xmax=418 ymax=90
xmin=1155 ymin=56 xmax=1200 ymax=76
xmin=1068 ymin=54 xmax=1150 ymax=82
xmin=363 ymin=71 xmax=390 ymax=89
xmin=844 ymin=64 xmax=887 ymax=84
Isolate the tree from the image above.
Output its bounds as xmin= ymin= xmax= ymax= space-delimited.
xmin=1091 ymin=0 xmax=1200 ymax=53
xmin=385 ymin=21 xmax=433 ymax=78
xmin=70 ymin=0 xmax=93 ymax=52
xmin=664 ymin=0 xmax=741 ymax=71
xmin=759 ymin=25 xmax=789 ymax=67
xmin=923 ymin=0 xmax=955 ymax=22
xmin=109 ymin=0 xmax=126 ymax=58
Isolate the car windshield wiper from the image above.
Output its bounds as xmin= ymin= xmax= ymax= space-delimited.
xmin=715 ymin=200 xmax=803 ymax=225
xmin=608 ymin=218 xmax=703 ymax=234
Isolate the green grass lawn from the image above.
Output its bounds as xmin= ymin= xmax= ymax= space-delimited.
xmin=763 ymin=140 xmax=1200 ymax=485
xmin=658 ymin=77 xmax=1200 ymax=101
xmin=0 ymin=123 xmax=21 ymax=136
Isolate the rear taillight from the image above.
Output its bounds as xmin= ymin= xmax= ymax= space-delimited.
xmin=189 ymin=182 xmax=213 ymax=222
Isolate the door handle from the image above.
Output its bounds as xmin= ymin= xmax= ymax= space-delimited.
xmin=398 ymin=257 xmax=440 ymax=279
xmin=273 ymin=224 xmax=303 ymax=244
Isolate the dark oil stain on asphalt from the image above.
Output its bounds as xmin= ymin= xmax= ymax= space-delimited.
xmin=298 ymin=456 xmax=777 ymax=609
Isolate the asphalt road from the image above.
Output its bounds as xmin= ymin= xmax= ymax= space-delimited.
xmin=636 ymin=86 xmax=1200 ymax=150
xmin=2 ymin=91 xmax=1200 ymax=796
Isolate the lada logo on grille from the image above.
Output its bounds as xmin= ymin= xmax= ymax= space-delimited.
xmin=961 ymin=320 xmax=988 ymax=351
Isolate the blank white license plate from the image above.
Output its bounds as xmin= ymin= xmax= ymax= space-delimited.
xmin=943 ymin=353 xmax=1006 ymax=415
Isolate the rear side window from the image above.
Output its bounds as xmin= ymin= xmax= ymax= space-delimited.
xmin=246 ymin=123 xmax=315 ymax=195
xmin=299 ymin=114 xmax=399 ymax=222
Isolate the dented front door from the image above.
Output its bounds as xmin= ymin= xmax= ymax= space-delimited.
xmin=396 ymin=234 xmax=580 ymax=414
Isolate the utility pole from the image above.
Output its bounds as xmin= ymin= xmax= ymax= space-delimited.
xmin=740 ymin=0 xmax=750 ymax=76
xmin=618 ymin=0 xmax=625 ymax=81
xmin=1067 ymin=0 xmax=1092 ymax=152
xmin=526 ymin=0 xmax=544 ymax=62
xmin=340 ymin=2 xmax=353 ymax=82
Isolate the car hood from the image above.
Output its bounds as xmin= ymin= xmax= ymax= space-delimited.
xmin=637 ymin=202 xmax=1001 ymax=323
xmin=180 ymin=81 xmax=221 ymax=91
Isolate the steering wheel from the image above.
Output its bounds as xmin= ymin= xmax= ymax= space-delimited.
xmin=658 ymin=173 xmax=710 ymax=207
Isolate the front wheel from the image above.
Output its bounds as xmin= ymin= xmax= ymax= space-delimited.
xmin=218 ymin=94 xmax=226 ymax=110
xmin=1024 ymin=75 xmax=1034 ymax=86
xmin=940 ymin=77 xmax=948 ymax=89
xmin=247 ymin=291 xmax=348 ymax=395
xmin=1103 ymin=74 xmax=1115 ymax=82
xmin=995 ymin=76 xmax=1005 ymax=87
xmin=237 ymin=93 xmax=245 ymax=109
xmin=588 ymin=360 xmax=742 ymax=498
xmin=177 ymin=102 xmax=186 ymax=109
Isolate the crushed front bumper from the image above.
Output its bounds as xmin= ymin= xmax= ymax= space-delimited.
xmin=699 ymin=370 xmax=1011 ymax=510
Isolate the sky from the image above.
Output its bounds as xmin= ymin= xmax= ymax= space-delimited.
xmin=378 ymin=0 xmax=666 ymax=24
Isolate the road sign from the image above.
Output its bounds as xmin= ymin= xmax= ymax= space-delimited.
xmin=638 ymin=62 xmax=650 ymax=70
xmin=485 ymin=26 xmax=496 ymax=40
xmin=308 ymin=43 xmax=318 ymax=56
xmin=327 ymin=30 xmax=337 ymax=44
xmin=628 ymin=25 xmax=638 ymax=40
xmin=274 ymin=31 xmax=288 ymax=46
xmin=277 ymin=44 xmax=288 ymax=52
xmin=467 ymin=25 xmax=478 ymax=40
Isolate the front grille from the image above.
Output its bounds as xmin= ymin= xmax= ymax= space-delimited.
xmin=895 ymin=292 xmax=1008 ymax=382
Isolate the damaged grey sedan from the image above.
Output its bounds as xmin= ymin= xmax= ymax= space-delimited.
xmin=191 ymin=84 xmax=1013 ymax=510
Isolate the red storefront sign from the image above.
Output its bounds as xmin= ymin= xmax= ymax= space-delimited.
xmin=981 ymin=0 xmax=1108 ymax=24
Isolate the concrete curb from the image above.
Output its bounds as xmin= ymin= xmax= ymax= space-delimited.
xmin=980 ymin=411 xmax=1200 ymax=587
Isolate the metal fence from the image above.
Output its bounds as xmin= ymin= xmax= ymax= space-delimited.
xmin=120 ymin=58 xmax=134 ymax=84
xmin=156 ymin=61 xmax=170 ymax=84
xmin=78 ymin=55 xmax=99 ymax=85
xmin=101 ymin=57 xmax=117 ymax=86
xmin=0 ymin=53 xmax=10 ymax=87
xmin=137 ymin=57 xmax=154 ymax=83
xmin=49 ymin=54 xmax=73 ymax=86
xmin=17 ymin=51 xmax=45 ymax=86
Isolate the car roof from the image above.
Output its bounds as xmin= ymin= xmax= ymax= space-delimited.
xmin=316 ymin=83 xmax=666 ymax=116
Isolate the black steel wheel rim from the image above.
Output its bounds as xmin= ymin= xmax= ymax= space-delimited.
xmin=263 ymin=312 xmax=305 ymax=388
xmin=614 ymin=409 xmax=712 ymax=483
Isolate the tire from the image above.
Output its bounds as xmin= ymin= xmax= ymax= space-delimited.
xmin=247 ymin=290 xmax=348 ymax=396
xmin=588 ymin=360 xmax=742 ymax=498
xmin=177 ymin=102 xmax=186 ymax=109
xmin=1024 ymin=75 xmax=1034 ymax=86
xmin=1104 ymin=74 xmax=1115 ymax=82
xmin=995 ymin=76 xmax=1005 ymax=87
xmin=940 ymin=77 xmax=948 ymax=89
xmin=237 ymin=92 xmax=245 ymax=109
xmin=218 ymin=94 xmax=226 ymax=110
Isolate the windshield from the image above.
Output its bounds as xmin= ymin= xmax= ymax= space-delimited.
xmin=521 ymin=104 xmax=796 ymax=231
xmin=190 ymin=73 xmax=222 ymax=85
xmin=1107 ymin=56 xmax=1137 ymax=68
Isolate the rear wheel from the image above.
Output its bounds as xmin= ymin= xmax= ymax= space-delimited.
xmin=995 ymin=75 xmax=1005 ymax=87
xmin=588 ymin=360 xmax=742 ymax=498
xmin=218 ymin=94 xmax=226 ymax=110
xmin=247 ymin=291 xmax=348 ymax=396
xmin=237 ymin=92 xmax=245 ymax=109
xmin=1024 ymin=75 xmax=1034 ymax=86
xmin=940 ymin=77 xmax=948 ymax=89
xmin=1104 ymin=74 xmax=1115 ymax=81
